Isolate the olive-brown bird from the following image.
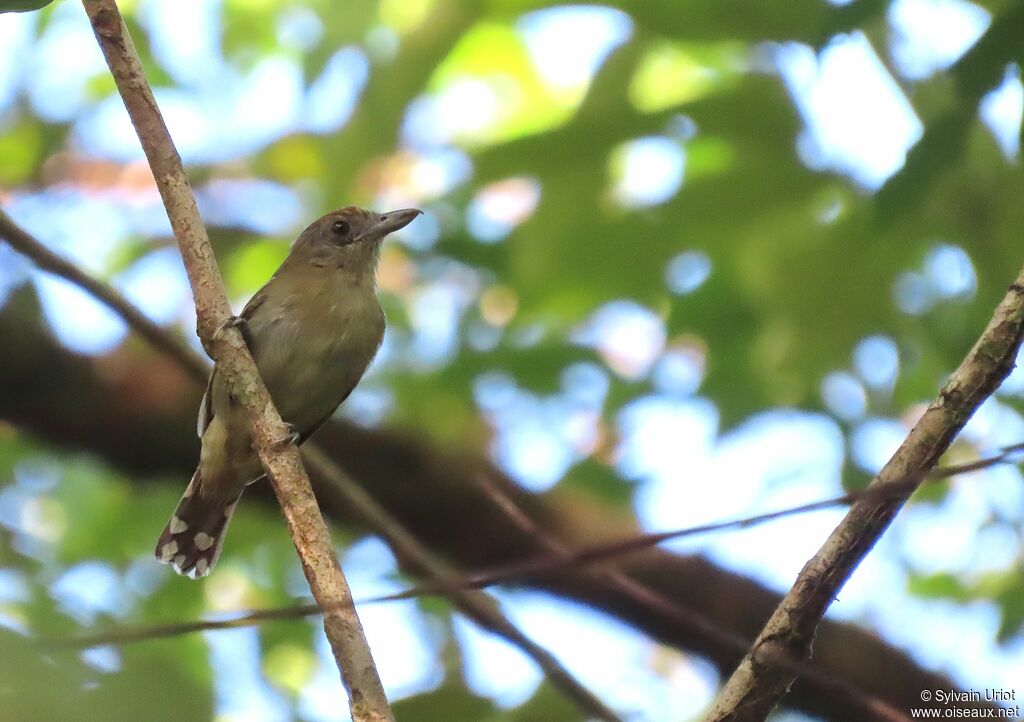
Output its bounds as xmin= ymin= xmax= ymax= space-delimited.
xmin=155 ymin=206 xmax=421 ymax=578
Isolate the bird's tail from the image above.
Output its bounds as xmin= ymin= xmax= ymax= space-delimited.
xmin=154 ymin=471 xmax=240 ymax=579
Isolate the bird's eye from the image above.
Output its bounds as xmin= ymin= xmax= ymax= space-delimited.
xmin=331 ymin=220 xmax=350 ymax=237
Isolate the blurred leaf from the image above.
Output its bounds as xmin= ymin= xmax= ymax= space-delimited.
xmin=391 ymin=681 xmax=500 ymax=722
xmin=224 ymin=239 xmax=290 ymax=296
xmin=0 ymin=118 xmax=43 ymax=185
xmin=52 ymin=459 xmax=167 ymax=565
xmin=878 ymin=3 xmax=1024 ymax=220
xmin=907 ymin=572 xmax=972 ymax=602
xmin=0 ymin=0 xmax=52 ymax=13
xmin=509 ymin=681 xmax=587 ymax=722
xmin=995 ymin=575 xmax=1024 ymax=641
xmin=429 ymin=21 xmax=576 ymax=145
xmin=0 ymin=629 xmax=212 ymax=722
xmin=560 ymin=458 xmax=633 ymax=508
xmin=629 ymin=40 xmax=743 ymax=113
xmin=262 ymin=640 xmax=318 ymax=695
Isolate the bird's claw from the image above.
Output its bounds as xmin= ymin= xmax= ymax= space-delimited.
xmin=213 ymin=315 xmax=246 ymax=341
xmin=275 ymin=423 xmax=301 ymax=447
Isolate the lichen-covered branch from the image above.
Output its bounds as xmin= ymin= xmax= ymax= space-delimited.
xmin=708 ymin=275 xmax=1024 ymax=721
xmin=80 ymin=2 xmax=391 ymax=719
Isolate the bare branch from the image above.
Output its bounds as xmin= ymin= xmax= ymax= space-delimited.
xmin=79 ymin=2 xmax=391 ymax=718
xmin=43 ymin=604 xmax=323 ymax=649
xmin=708 ymin=280 xmax=1024 ymax=718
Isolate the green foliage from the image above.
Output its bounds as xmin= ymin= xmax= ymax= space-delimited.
xmin=0 ymin=0 xmax=52 ymax=13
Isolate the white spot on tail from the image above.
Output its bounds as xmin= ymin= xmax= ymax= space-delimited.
xmin=169 ymin=516 xmax=188 ymax=534
xmin=195 ymin=558 xmax=209 ymax=577
xmin=194 ymin=532 xmax=215 ymax=551
xmin=173 ymin=554 xmax=187 ymax=569
xmin=159 ymin=541 xmax=179 ymax=562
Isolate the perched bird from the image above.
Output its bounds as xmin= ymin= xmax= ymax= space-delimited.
xmin=155 ymin=206 xmax=421 ymax=578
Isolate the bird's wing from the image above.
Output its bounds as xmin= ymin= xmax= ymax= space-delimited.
xmin=197 ymin=370 xmax=215 ymax=438
xmin=197 ymin=331 xmax=356 ymax=444
xmin=238 ymin=286 xmax=269 ymax=347
xmin=197 ymin=285 xmax=272 ymax=438
xmin=297 ymin=384 xmax=359 ymax=445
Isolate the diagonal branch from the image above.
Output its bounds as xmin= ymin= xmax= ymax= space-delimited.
xmin=352 ymin=443 xmax=1023 ymax=607
xmin=473 ymin=479 xmax=912 ymax=722
xmin=708 ymin=274 xmax=1024 ymax=718
xmin=80 ymin=1 xmax=391 ymax=719
xmin=0 ymin=208 xmax=208 ymax=381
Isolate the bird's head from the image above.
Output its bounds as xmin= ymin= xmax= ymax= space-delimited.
xmin=291 ymin=206 xmax=421 ymax=276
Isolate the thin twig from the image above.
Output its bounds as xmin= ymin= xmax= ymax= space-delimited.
xmin=707 ymin=278 xmax=1024 ymax=718
xmin=45 ymin=444 xmax=1018 ymax=671
xmin=80 ymin=2 xmax=391 ymax=719
xmin=359 ymin=443 xmax=1024 ymax=605
xmin=43 ymin=604 xmax=323 ymax=649
xmin=474 ymin=478 xmax=912 ymax=722
xmin=0 ymin=183 xmax=618 ymax=720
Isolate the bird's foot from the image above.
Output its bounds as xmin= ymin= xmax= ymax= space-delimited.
xmin=274 ymin=423 xmax=301 ymax=447
xmin=213 ymin=315 xmax=246 ymax=341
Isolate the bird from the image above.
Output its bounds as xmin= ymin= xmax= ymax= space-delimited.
xmin=155 ymin=206 xmax=421 ymax=578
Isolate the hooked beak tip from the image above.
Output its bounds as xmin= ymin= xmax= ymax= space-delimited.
xmin=358 ymin=208 xmax=421 ymax=242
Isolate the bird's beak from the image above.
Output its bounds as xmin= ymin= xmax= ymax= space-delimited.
xmin=355 ymin=208 xmax=422 ymax=243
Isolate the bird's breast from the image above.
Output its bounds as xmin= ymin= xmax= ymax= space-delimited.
xmin=252 ymin=286 xmax=385 ymax=431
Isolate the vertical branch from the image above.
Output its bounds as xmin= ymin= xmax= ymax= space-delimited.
xmin=708 ymin=272 xmax=1024 ymax=720
xmin=80 ymin=2 xmax=392 ymax=720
